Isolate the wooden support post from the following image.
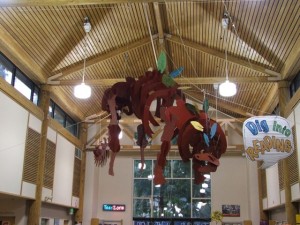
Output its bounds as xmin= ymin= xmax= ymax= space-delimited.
xmin=257 ymin=112 xmax=269 ymax=222
xmin=278 ymin=81 xmax=297 ymax=225
xmin=75 ymin=122 xmax=88 ymax=223
xmin=27 ymin=87 xmax=50 ymax=225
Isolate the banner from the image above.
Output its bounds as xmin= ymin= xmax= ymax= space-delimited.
xmin=243 ymin=116 xmax=293 ymax=168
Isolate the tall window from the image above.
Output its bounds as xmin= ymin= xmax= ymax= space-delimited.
xmin=0 ymin=52 xmax=40 ymax=105
xmin=133 ymin=159 xmax=211 ymax=220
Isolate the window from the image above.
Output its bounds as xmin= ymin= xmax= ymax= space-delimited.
xmin=0 ymin=53 xmax=13 ymax=83
xmin=133 ymin=159 xmax=211 ymax=220
xmin=0 ymin=52 xmax=40 ymax=105
xmin=290 ymin=71 xmax=300 ymax=98
xmin=49 ymin=100 xmax=79 ymax=137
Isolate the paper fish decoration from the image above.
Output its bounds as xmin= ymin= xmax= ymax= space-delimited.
xmin=157 ymin=52 xmax=167 ymax=73
xmin=243 ymin=116 xmax=294 ymax=169
xmin=169 ymin=67 xmax=184 ymax=78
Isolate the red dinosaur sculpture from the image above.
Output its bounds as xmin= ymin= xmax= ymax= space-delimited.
xmin=98 ymin=53 xmax=227 ymax=185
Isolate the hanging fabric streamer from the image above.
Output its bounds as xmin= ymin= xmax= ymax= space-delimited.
xmin=242 ymin=115 xmax=294 ymax=169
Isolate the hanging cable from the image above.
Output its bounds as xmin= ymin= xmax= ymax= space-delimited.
xmin=143 ymin=3 xmax=158 ymax=64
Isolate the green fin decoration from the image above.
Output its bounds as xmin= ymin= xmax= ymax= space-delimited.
xmin=157 ymin=52 xmax=167 ymax=73
xmin=162 ymin=74 xmax=176 ymax=87
xmin=185 ymin=103 xmax=198 ymax=115
xmin=203 ymin=98 xmax=209 ymax=113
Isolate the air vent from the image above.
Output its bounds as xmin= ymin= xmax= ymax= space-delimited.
xmin=23 ymin=128 xmax=40 ymax=184
xmin=43 ymin=139 xmax=56 ymax=189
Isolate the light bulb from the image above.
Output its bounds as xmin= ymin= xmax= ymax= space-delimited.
xmin=74 ymin=82 xmax=91 ymax=99
xmin=219 ymin=80 xmax=237 ymax=97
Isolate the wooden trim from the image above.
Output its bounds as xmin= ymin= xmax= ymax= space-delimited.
xmin=48 ymin=118 xmax=82 ymax=148
xmin=0 ymin=78 xmax=43 ymax=120
xmin=52 ymin=76 xmax=278 ymax=87
xmin=284 ymin=87 xmax=300 ymax=117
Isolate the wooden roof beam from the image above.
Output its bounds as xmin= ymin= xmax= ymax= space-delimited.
xmin=48 ymin=34 xmax=158 ymax=83
xmin=165 ymin=34 xmax=282 ymax=78
xmin=50 ymin=76 xmax=279 ymax=86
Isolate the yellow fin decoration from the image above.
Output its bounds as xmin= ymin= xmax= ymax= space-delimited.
xmin=190 ymin=121 xmax=204 ymax=132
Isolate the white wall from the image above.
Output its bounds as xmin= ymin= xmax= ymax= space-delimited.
xmin=53 ymin=134 xmax=75 ymax=206
xmin=0 ymin=91 xmax=80 ymax=225
xmin=0 ymin=91 xmax=28 ymax=195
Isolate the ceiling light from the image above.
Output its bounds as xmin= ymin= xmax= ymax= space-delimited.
xmin=74 ymin=16 xmax=92 ymax=99
xmin=219 ymin=80 xmax=237 ymax=97
xmin=219 ymin=14 xmax=237 ymax=98
xmin=74 ymin=82 xmax=91 ymax=99
xmin=200 ymin=189 xmax=206 ymax=193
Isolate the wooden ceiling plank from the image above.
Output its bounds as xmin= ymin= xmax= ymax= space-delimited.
xmin=184 ymin=90 xmax=249 ymax=117
xmin=281 ymin=36 xmax=300 ymax=80
xmin=0 ymin=23 xmax=47 ymax=84
xmin=166 ymin=34 xmax=281 ymax=78
xmin=47 ymin=35 xmax=158 ymax=82
xmin=0 ymin=0 xmax=199 ymax=7
xmin=258 ymin=83 xmax=278 ymax=116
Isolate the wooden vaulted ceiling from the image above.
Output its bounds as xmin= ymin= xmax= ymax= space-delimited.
xmin=0 ymin=0 xmax=299 ymax=123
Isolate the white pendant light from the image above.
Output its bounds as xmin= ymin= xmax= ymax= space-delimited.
xmin=74 ymin=82 xmax=91 ymax=99
xmin=219 ymin=13 xmax=237 ymax=97
xmin=219 ymin=80 xmax=236 ymax=97
xmin=74 ymin=17 xmax=92 ymax=99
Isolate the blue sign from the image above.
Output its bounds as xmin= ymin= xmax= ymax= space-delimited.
xmin=102 ymin=204 xmax=125 ymax=212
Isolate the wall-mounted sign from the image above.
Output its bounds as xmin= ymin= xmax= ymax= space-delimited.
xmin=243 ymin=115 xmax=294 ymax=168
xmin=102 ymin=204 xmax=126 ymax=212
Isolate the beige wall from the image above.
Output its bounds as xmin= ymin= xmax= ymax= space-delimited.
xmin=83 ymin=155 xmax=260 ymax=224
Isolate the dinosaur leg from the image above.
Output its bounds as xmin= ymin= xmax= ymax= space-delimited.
xmin=109 ymin=151 xmax=117 ymax=176
xmin=154 ymin=141 xmax=170 ymax=185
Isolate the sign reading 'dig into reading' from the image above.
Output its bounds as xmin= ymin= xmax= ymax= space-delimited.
xmin=243 ymin=116 xmax=294 ymax=169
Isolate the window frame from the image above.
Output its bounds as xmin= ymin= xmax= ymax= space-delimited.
xmin=133 ymin=159 xmax=211 ymax=220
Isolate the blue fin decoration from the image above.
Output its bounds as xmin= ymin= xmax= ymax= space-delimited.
xmin=210 ymin=123 xmax=217 ymax=139
xmin=203 ymin=133 xmax=210 ymax=147
xmin=169 ymin=67 xmax=184 ymax=78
